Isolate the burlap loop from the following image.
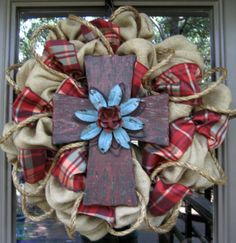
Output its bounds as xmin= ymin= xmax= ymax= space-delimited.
xmin=110 ymin=6 xmax=154 ymax=41
xmin=25 ymin=62 xmax=65 ymax=102
xmin=157 ymin=84 xmax=231 ymax=189
xmin=155 ymin=35 xmax=204 ymax=73
xmin=117 ymin=38 xmax=157 ymax=68
xmin=169 ymin=102 xmax=193 ymax=123
xmin=46 ymin=176 xmax=108 ymax=241
xmin=13 ymin=117 xmax=55 ymax=150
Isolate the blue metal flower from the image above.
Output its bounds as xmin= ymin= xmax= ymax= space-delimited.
xmin=74 ymin=84 xmax=144 ymax=153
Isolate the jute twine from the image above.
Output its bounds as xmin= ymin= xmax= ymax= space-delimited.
xmin=146 ymin=201 xmax=182 ymax=234
xmin=106 ymin=191 xmax=146 ymax=236
xmin=109 ymin=6 xmax=142 ymax=35
xmin=146 ymin=150 xmax=226 ymax=233
xmin=150 ymin=154 xmax=226 ymax=186
xmin=142 ymin=50 xmax=175 ymax=90
xmin=21 ymin=193 xmax=55 ymax=222
xmin=5 ymin=63 xmax=23 ymax=93
xmin=1 ymin=5 xmax=234 ymax=237
xmin=0 ymin=112 xmax=52 ymax=145
xmin=66 ymin=190 xmax=147 ymax=239
xmin=29 ymin=24 xmax=71 ymax=80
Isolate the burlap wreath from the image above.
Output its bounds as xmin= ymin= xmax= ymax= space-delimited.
xmin=1 ymin=6 xmax=236 ymax=241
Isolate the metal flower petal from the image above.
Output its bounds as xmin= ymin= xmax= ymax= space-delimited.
xmin=122 ymin=116 xmax=144 ymax=131
xmin=98 ymin=130 xmax=113 ymax=153
xmin=113 ymin=127 xmax=130 ymax=149
xmin=89 ymin=88 xmax=107 ymax=110
xmin=108 ymin=84 xmax=123 ymax=106
xmin=120 ymin=98 xmax=141 ymax=116
xmin=74 ymin=109 xmax=98 ymax=122
xmin=80 ymin=122 xmax=102 ymax=140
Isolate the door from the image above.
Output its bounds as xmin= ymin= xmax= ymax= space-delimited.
xmin=0 ymin=1 xmax=235 ymax=242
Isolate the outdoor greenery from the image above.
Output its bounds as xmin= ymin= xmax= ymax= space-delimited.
xmin=19 ymin=16 xmax=211 ymax=68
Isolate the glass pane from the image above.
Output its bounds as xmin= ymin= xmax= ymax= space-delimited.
xmin=150 ymin=16 xmax=211 ymax=69
xmin=16 ymin=12 xmax=212 ymax=243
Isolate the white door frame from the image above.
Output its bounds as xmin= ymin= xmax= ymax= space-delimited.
xmin=0 ymin=1 xmax=235 ymax=242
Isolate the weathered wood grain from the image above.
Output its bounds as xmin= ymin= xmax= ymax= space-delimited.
xmin=52 ymin=55 xmax=169 ymax=207
xmin=85 ymin=55 xmax=136 ymax=100
xmin=83 ymin=55 xmax=138 ymax=206
xmin=130 ymin=93 xmax=169 ymax=146
xmin=52 ymin=94 xmax=92 ymax=145
xmin=83 ymin=144 xmax=138 ymax=206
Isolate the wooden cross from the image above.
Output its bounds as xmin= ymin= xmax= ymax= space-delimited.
xmin=53 ymin=55 xmax=169 ymax=207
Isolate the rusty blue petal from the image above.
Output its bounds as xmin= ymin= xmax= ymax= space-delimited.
xmin=120 ymin=98 xmax=141 ymax=116
xmin=122 ymin=116 xmax=144 ymax=131
xmin=89 ymin=88 xmax=107 ymax=110
xmin=80 ymin=122 xmax=102 ymax=140
xmin=98 ymin=130 xmax=113 ymax=153
xmin=113 ymin=127 xmax=130 ymax=149
xmin=108 ymin=84 xmax=123 ymax=106
xmin=74 ymin=109 xmax=98 ymax=122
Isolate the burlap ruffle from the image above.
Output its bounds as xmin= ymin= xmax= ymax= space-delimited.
xmin=161 ymin=84 xmax=232 ymax=189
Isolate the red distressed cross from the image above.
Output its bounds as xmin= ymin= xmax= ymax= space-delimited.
xmin=52 ymin=55 xmax=169 ymax=206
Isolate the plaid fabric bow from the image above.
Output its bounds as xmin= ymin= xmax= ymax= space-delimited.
xmin=18 ymin=148 xmax=56 ymax=184
xmin=143 ymin=110 xmax=229 ymax=173
xmin=80 ymin=18 xmax=120 ymax=53
xmin=148 ymin=180 xmax=190 ymax=216
xmin=43 ymin=40 xmax=83 ymax=80
xmin=78 ymin=204 xmax=115 ymax=224
xmin=153 ymin=63 xmax=202 ymax=105
xmin=79 ymin=18 xmax=147 ymax=96
xmin=14 ymin=77 xmax=87 ymax=184
xmin=52 ymin=147 xmax=87 ymax=191
xmin=13 ymin=77 xmax=87 ymax=123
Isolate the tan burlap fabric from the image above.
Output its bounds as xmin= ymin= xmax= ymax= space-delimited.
xmin=45 ymin=148 xmax=151 ymax=241
xmin=161 ymin=84 xmax=232 ymax=189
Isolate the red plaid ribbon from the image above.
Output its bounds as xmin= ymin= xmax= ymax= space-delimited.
xmin=148 ymin=180 xmax=190 ymax=216
xmin=51 ymin=147 xmax=87 ymax=191
xmin=13 ymin=78 xmax=87 ymax=123
xmin=78 ymin=203 xmax=115 ymax=224
xmin=43 ymin=40 xmax=83 ymax=80
xmin=143 ymin=110 xmax=229 ymax=173
xmin=153 ymin=63 xmax=202 ymax=105
xmin=18 ymin=148 xmax=55 ymax=184
xmin=132 ymin=61 xmax=148 ymax=97
xmin=80 ymin=18 xmax=120 ymax=53
xmin=13 ymin=88 xmax=52 ymax=123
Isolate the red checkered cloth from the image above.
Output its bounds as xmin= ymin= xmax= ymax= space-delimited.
xmin=13 ymin=88 xmax=52 ymax=123
xmin=13 ymin=78 xmax=87 ymax=123
xmin=78 ymin=203 xmax=115 ymax=224
xmin=80 ymin=18 xmax=120 ymax=53
xmin=56 ymin=77 xmax=87 ymax=98
xmin=43 ymin=40 xmax=83 ymax=80
xmin=143 ymin=110 xmax=229 ymax=173
xmin=52 ymin=147 xmax=115 ymax=223
xmin=148 ymin=179 xmax=190 ymax=216
xmin=18 ymin=148 xmax=55 ymax=184
xmin=153 ymin=63 xmax=202 ymax=105
xmin=132 ymin=61 xmax=148 ymax=97
xmin=52 ymin=147 xmax=87 ymax=191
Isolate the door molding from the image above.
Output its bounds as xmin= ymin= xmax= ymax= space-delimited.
xmin=0 ymin=1 xmax=233 ymax=242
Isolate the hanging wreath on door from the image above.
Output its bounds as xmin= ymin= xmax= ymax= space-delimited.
xmin=1 ymin=6 xmax=236 ymax=241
